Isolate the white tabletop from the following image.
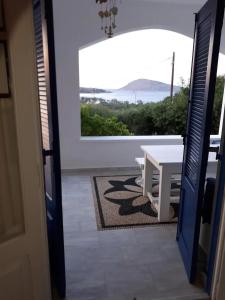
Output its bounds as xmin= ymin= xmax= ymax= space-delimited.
xmin=141 ymin=145 xmax=217 ymax=166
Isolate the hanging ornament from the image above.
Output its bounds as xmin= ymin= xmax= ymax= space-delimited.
xmin=98 ymin=10 xmax=104 ymax=30
xmin=96 ymin=0 xmax=121 ymax=38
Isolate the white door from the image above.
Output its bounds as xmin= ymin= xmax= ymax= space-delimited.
xmin=0 ymin=1 xmax=52 ymax=299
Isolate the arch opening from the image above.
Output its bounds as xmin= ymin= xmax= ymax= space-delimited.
xmin=79 ymin=29 xmax=225 ymax=137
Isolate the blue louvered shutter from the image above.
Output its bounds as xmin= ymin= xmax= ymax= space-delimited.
xmin=33 ymin=0 xmax=66 ymax=298
xmin=177 ymin=0 xmax=224 ymax=283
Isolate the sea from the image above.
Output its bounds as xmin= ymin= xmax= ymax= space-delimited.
xmin=80 ymin=90 xmax=171 ymax=104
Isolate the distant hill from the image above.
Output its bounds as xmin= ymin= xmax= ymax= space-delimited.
xmin=80 ymin=87 xmax=110 ymax=94
xmin=119 ymin=79 xmax=181 ymax=92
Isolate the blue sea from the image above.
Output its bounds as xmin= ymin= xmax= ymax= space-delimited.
xmin=80 ymin=90 xmax=171 ymax=104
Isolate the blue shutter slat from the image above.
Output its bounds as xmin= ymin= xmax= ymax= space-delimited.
xmin=33 ymin=0 xmax=50 ymax=150
xmin=185 ymin=13 xmax=211 ymax=179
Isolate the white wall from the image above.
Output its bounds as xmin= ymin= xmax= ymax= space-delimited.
xmin=52 ymin=0 xmax=213 ymax=170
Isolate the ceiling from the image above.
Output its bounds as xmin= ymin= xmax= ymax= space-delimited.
xmin=135 ymin=0 xmax=205 ymax=4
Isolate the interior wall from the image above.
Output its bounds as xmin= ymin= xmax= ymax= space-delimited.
xmin=52 ymin=0 xmax=207 ymax=170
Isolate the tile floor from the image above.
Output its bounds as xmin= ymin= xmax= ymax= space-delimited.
xmin=62 ymin=169 xmax=209 ymax=300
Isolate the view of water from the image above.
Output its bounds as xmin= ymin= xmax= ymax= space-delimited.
xmin=80 ymin=90 xmax=171 ymax=104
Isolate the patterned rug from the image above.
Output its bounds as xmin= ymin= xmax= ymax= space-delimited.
xmin=92 ymin=174 xmax=180 ymax=230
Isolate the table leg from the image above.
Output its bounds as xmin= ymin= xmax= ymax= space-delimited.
xmin=158 ymin=166 xmax=171 ymax=222
xmin=143 ymin=154 xmax=154 ymax=197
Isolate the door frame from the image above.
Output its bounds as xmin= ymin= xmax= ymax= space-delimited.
xmin=212 ymin=184 xmax=225 ymax=299
xmin=207 ymin=103 xmax=225 ymax=293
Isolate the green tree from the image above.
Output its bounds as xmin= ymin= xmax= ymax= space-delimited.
xmin=212 ymin=75 xmax=225 ymax=134
xmin=80 ymin=76 xmax=224 ymax=136
xmin=81 ymin=105 xmax=131 ymax=136
xmin=117 ymin=105 xmax=155 ymax=135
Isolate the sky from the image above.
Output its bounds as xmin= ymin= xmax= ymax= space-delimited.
xmin=79 ymin=29 xmax=225 ymax=90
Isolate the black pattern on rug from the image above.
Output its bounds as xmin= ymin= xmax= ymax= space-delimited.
xmin=104 ymin=177 xmax=158 ymax=217
xmin=92 ymin=175 xmax=180 ymax=230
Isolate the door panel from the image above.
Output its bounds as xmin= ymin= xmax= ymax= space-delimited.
xmin=0 ymin=256 xmax=33 ymax=300
xmin=177 ymin=0 xmax=224 ymax=282
xmin=0 ymin=107 xmax=25 ymax=243
xmin=33 ymin=0 xmax=66 ymax=298
xmin=0 ymin=0 xmax=51 ymax=299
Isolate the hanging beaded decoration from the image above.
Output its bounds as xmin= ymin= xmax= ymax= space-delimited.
xmin=96 ymin=0 xmax=121 ymax=38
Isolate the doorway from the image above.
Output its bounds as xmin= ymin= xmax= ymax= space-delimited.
xmin=36 ymin=0 xmax=225 ymax=297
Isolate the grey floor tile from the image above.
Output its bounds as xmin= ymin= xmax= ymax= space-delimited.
xmin=61 ymin=170 xmax=208 ymax=300
xmin=66 ymin=282 xmax=107 ymax=299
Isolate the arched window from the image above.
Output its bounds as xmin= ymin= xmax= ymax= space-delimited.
xmin=79 ymin=29 xmax=225 ymax=137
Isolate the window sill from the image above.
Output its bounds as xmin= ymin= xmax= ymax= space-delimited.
xmin=80 ymin=134 xmax=220 ymax=142
xmin=80 ymin=135 xmax=182 ymax=142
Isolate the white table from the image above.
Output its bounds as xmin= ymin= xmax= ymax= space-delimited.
xmin=141 ymin=145 xmax=217 ymax=222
